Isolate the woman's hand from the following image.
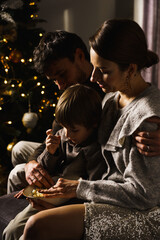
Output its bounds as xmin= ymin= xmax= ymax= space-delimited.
xmin=39 ymin=178 xmax=79 ymax=199
xmin=134 ymin=117 xmax=160 ymax=156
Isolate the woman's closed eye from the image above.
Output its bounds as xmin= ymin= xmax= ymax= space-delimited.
xmin=100 ymin=69 xmax=112 ymax=75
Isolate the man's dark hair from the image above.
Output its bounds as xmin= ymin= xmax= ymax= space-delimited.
xmin=33 ymin=30 xmax=90 ymax=74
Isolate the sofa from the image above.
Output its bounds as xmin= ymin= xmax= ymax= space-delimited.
xmin=0 ymin=192 xmax=28 ymax=237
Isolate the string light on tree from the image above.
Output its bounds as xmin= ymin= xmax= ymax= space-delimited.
xmin=0 ymin=0 xmax=53 ymax=169
xmin=21 ymin=93 xmax=25 ymax=97
xmin=7 ymin=141 xmax=15 ymax=152
xmin=29 ymin=2 xmax=35 ymax=6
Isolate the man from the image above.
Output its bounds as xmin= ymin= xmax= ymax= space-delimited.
xmin=8 ymin=30 xmax=104 ymax=193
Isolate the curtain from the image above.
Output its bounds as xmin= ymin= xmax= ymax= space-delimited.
xmin=142 ymin=0 xmax=160 ymax=88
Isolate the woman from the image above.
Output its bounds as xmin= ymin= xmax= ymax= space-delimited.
xmin=22 ymin=19 xmax=160 ymax=240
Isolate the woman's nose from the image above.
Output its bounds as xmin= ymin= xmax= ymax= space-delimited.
xmin=66 ymin=129 xmax=69 ymax=138
xmin=90 ymin=68 xmax=100 ymax=82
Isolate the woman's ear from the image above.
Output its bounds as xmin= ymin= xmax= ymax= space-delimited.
xmin=128 ymin=64 xmax=138 ymax=77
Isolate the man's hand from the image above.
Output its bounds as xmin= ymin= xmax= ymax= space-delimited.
xmin=134 ymin=117 xmax=160 ymax=156
xmin=25 ymin=160 xmax=54 ymax=188
xmin=39 ymin=178 xmax=79 ymax=199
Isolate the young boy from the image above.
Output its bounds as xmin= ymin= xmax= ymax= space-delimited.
xmin=2 ymin=84 xmax=106 ymax=240
xmin=37 ymin=83 xmax=105 ymax=182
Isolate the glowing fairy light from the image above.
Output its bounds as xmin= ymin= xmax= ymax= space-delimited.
xmin=4 ymin=79 xmax=8 ymax=84
xmin=0 ymin=107 xmax=2 ymax=110
xmin=39 ymin=33 xmax=43 ymax=37
xmin=30 ymin=14 xmax=38 ymax=18
xmin=21 ymin=59 xmax=25 ymax=63
xmin=29 ymin=58 xmax=32 ymax=62
xmin=34 ymin=76 xmax=38 ymax=80
xmin=37 ymin=82 xmax=41 ymax=86
xmin=21 ymin=93 xmax=25 ymax=97
xmin=7 ymin=142 xmax=15 ymax=151
xmin=41 ymin=90 xmax=45 ymax=94
xmin=29 ymin=2 xmax=35 ymax=5
xmin=7 ymin=121 xmax=12 ymax=124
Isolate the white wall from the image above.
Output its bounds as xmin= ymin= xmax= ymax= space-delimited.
xmin=134 ymin=0 xmax=144 ymax=27
xmin=38 ymin=0 xmax=133 ymax=47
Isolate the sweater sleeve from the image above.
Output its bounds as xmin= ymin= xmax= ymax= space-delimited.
xmin=76 ymin=121 xmax=160 ymax=210
xmin=27 ymin=119 xmax=62 ymax=162
xmin=27 ymin=142 xmax=46 ymax=162
xmin=37 ymin=148 xmax=61 ymax=175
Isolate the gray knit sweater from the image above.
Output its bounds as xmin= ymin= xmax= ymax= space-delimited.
xmin=77 ymin=85 xmax=160 ymax=210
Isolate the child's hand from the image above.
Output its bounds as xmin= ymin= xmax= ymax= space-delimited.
xmin=46 ymin=129 xmax=61 ymax=154
xmin=14 ymin=189 xmax=25 ymax=199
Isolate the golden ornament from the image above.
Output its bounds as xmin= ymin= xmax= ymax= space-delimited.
xmin=9 ymin=49 xmax=22 ymax=63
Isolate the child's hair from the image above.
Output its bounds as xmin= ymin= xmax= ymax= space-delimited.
xmin=55 ymin=84 xmax=102 ymax=129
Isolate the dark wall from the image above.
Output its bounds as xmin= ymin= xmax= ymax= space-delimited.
xmin=38 ymin=0 xmax=134 ymax=46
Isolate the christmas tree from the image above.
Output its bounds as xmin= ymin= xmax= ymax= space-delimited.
xmin=0 ymin=0 xmax=59 ymax=173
